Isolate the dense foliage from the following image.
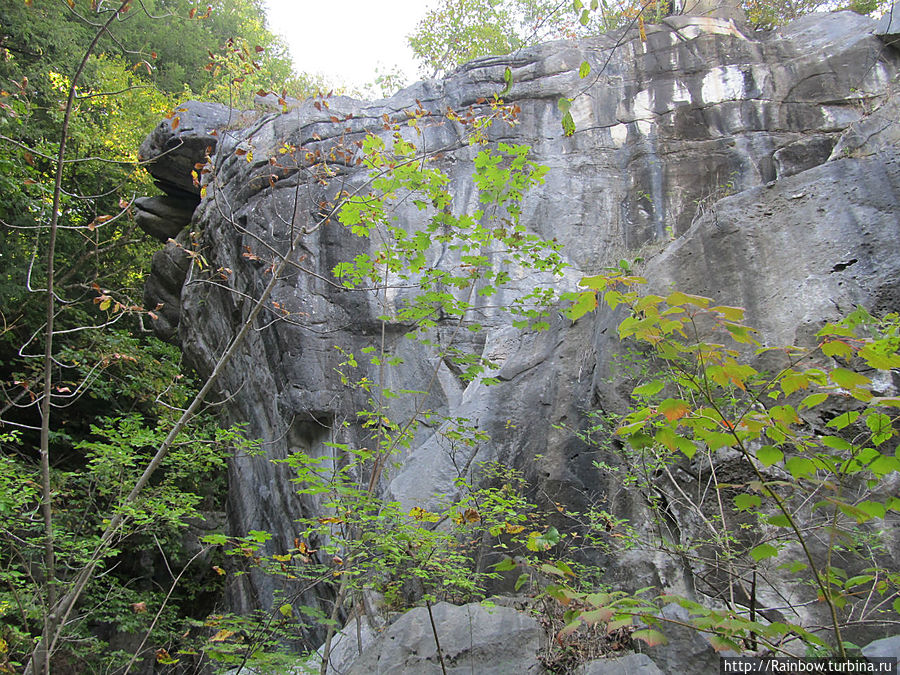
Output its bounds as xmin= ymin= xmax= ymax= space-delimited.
xmin=0 ymin=1 xmax=305 ymax=672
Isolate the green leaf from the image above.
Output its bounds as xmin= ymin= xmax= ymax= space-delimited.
xmin=865 ymin=412 xmax=893 ymax=445
xmin=674 ymin=435 xmax=697 ymax=459
xmin=562 ymin=110 xmax=575 ymax=137
xmin=870 ymin=452 xmax=900 ymax=476
xmin=785 ymin=456 xmax=816 ymax=479
xmin=501 ymin=66 xmax=513 ymax=96
xmin=724 ymin=322 xmax=758 ymax=345
xmin=767 ymin=514 xmax=791 ymax=528
xmin=858 ymin=342 xmax=900 ymax=369
xmin=633 ymin=380 xmax=665 ymax=398
xmin=278 ymin=603 xmax=293 ymax=618
xmin=626 ymin=432 xmax=654 ymax=450
xmin=557 ymin=97 xmax=572 ymax=114
xmin=750 ymin=543 xmax=778 ymax=561
xmin=566 ymin=290 xmax=596 ymax=320
xmin=494 ymin=557 xmax=517 ymax=571
xmin=248 ymin=530 xmax=272 ymax=543
xmin=579 ymin=275 xmax=608 ymax=291
xmin=831 ymin=367 xmax=871 ymax=390
xmin=822 ymin=340 xmax=853 ymax=359
xmin=711 ymin=305 xmax=745 ymax=321
xmin=799 ymin=393 xmax=828 ymax=410
xmin=756 ymin=445 xmax=783 ymax=467
xmin=733 ymin=494 xmax=761 ymax=511
xmin=540 ymin=563 xmax=567 ymax=577
xmin=845 ymin=574 xmax=874 ymax=590
xmin=579 ymin=61 xmax=591 ymax=78
xmin=827 ymin=410 xmax=860 ymax=430
xmin=514 ymin=573 xmax=529 ymax=591
xmin=821 ymin=435 xmax=852 ymax=451
xmin=666 ymin=291 xmax=710 ymax=308
xmin=856 ymin=500 xmax=885 ymax=520
xmin=632 ymin=629 xmax=667 ymax=647
xmin=202 ymin=533 xmax=228 ymax=546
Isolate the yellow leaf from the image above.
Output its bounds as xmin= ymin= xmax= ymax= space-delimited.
xmin=505 ymin=523 xmax=526 ymax=534
xmin=210 ymin=629 xmax=235 ymax=643
xmin=272 ymin=553 xmax=291 ymax=562
xmin=409 ymin=506 xmax=440 ymax=522
xmin=658 ymin=398 xmax=690 ymax=422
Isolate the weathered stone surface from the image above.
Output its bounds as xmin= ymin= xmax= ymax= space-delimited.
xmin=319 ymin=615 xmax=384 ymax=675
xmin=135 ymin=10 xmax=900 ymax=648
xmin=640 ymin=153 xmax=900 ymax=347
xmin=346 ymin=602 xmax=544 ymax=674
xmin=134 ymin=194 xmax=198 ymax=241
xmin=138 ymin=101 xmax=245 ymax=195
xmin=861 ymin=634 xmax=900 ymax=659
xmin=143 ymin=237 xmax=192 ymax=342
xmin=576 ymin=653 xmax=664 ymax=675
xmin=830 ymin=93 xmax=900 ymax=159
xmin=876 ymin=2 xmax=900 ymax=44
xmin=773 ymin=133 xmax=836 ymax=178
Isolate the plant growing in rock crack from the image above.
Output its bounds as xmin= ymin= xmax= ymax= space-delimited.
xmin=540 ymin=270 xmax=900 ymax=658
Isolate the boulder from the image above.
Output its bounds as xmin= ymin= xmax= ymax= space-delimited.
xmin=345 ymin=602 xmax=544 ymax=674
xmin=134 ymin=194 xmax=198 ymax=241
xmin=875 ymin=2 xmax=900 ymax=45
xmin=576 ymin=653 xmax=664 ymax=675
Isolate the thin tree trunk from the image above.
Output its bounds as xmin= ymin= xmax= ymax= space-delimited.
xmin=32 ymin=4 xmax=131 ymax=673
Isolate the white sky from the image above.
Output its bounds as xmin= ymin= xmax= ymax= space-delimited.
xmin=263 ymin=0 xmax=431 ymax=93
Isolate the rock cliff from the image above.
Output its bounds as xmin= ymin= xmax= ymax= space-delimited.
xmin=137 ymin=10 xmax=900 ymax=669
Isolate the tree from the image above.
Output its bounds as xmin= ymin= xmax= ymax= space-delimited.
xmin=0 ymin=1 xmax=305 ymax=672
xmin=409 ymin=0 xmax=586 ymax=77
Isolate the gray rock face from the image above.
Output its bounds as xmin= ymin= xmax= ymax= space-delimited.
xmin=861 ymin=634 xmax=900 ymax=659
xmin=344 ymin=602 xmax=544 ymax=674
xmin=136 ymin=10 xmax=900 ymax=650
xmin=876 ymin=2 xmax=900 ymax=44
xmin=143 ymin=237 xmax=192 ymax=342
xmin=138 ymin=101 xmax=243 ymax=196
xmin=134 ymin=195 xmax=198 ymax=241
xmin=576 ymin=653 xmax=664 ymax=675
